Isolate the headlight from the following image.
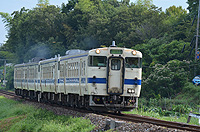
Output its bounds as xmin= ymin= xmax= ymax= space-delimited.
xmin=132 ymin=50 xmax=137 ymax=55
xmin=96 ymin=49 xmax=101 ymax=54
xmin=127 ymin=88 xmax=135 ymax=93
xmin=128 ymin=89 xmax=132 ymax=93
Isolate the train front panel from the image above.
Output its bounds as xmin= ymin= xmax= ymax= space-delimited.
xmin=87 ymin=47 xmax=142 ymax=111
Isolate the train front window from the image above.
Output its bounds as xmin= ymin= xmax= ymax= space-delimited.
xmin=111 ymin=59 xmax=121 ymax=70
xmin=89 ymin=56 xmax=107 ymax=67
xmin=125 ymin=57 xmax=142 ymax=68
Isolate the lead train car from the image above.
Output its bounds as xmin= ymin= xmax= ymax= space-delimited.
xmin=14 ymin=45 xmax=142 ymax=112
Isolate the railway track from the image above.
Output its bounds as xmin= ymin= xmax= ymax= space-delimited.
xmin=0 ymin=89 xmax=200 ymax=131
xmin=0 ymin=89 xmax=16 ymax=96
xmin=102 ymin=113 xmax=200 ymax=132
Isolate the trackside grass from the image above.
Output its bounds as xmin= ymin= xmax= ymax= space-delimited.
xmin=0 ymin=96 xmax=95 ymax=132
xmin=124 ymin=109 xmax=199 ymax=126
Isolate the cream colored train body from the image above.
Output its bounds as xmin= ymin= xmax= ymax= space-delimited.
xmin=14 ymin=45 xmax=142 ymax=112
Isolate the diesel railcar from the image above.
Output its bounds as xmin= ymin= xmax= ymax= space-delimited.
xmin=14 ymin=42 xmax=142 ymax=112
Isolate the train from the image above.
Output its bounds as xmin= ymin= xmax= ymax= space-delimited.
xmin=14 ymin=42 xmax=142 ymax=112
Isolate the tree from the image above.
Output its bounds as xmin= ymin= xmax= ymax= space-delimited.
xmin=0 ymin=12 xmax=12 ymax=30
xmin=61 ymin=0 xmax=78 ymax=14
xmin=37 ymin=0 xmax=50 ymax=8
xmin=135 ymin=0 xmax=153 ymax=8
xmin=187 ymin=0 xmax=199 ymax=16
xmin=6 ymin=5 xmax=67 ymax=63
xmin=142 ymin=60 xmax=189 ymax=98
xmin=164 ymin=6 xmax=188 ymax=41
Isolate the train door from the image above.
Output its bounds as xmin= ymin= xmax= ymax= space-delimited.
xmin=21 ymin=69 xmax=23 ymax=89
xmin=53 ymin=63 xmax=57 ymax=93
xmin=24 ymin=68 xmax=27 ymax=89
xmin=80 ymin=59 xmax=86 ymax=96
xmin=40 ymin=65 xmax=43 ymax=92
xmin=107 ymin=57 xmax=124 ymax=95
xmin=64 ymin=61 xmax=68 ymax=94
xmin=27 ymin=67 xmax=29 ymax=90
xmin=34 ymin=65 xmax=36 ymax=91
xmin=38 ymin=64 xmax=41 ymax=91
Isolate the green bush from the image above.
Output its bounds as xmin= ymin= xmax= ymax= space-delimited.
xmin=180 ymin=82 xmax=200 ymax=105
xmin=172 ymin=104 xmax=192 ymax=114
xmin=5 ymin=66 xmax=14 ymax=90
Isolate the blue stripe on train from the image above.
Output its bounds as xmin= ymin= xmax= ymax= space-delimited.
xmin=87 ymin=78 xmax=106 ymax=84
xmin=87 ymin=78 xmax=141 ymax=85
xmin=15 ymin=78 xmax=141 ymax=85
xmin=124 ymin=79 xmax=141 ymax=85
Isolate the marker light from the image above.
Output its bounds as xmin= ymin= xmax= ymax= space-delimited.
xmin=96 ymin=49 xmax=101 ymax=54
xmin=132 ymin=50 xmax=137 ymax=55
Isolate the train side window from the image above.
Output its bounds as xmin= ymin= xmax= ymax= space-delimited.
xmin=66 ymin=63 xmax=68 ymax=77
xmin=81 ymin=61 xmax=85 ymax=76
xmin=72 ymin=63 xmax=74 ymax=77
xmin=89 ymin=56 xmax=107 ymax=67
xmin=51 ymin=66 xmax=53 ymax=79
xmin=76 ymin=62 xmax=79 ymax=76
xmin=83 ymin=61 xmax=86 ymax=76
xmin=68 ymin=63 xmax=71 ymax=77
xmin=58 ymin=61 xmax=60 ymax=70
xmin=35 ymin=67 xmax=37 ymax=78
xmin=60 ymin=64 xmax=64 ymax=78
xmin=125 ymin=57 xmax=142 ymax=68
xmin=38 ymin=65 xmax=40 ymax=72
xmin=29 ymin=68 xmax=34 ymax=79
xmin=25 ymin=69 xmax=27 ymax=79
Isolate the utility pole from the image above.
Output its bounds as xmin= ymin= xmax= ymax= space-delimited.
xmin=195 ymin=0 xmax=200 ymax=75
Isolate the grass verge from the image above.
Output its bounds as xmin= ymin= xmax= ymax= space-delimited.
xmin=0 ymin=96 xmax=95 ymax=132
xmin=124 ymin=109 xmax=199 ymax=126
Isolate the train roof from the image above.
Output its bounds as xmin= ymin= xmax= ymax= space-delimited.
xmin=88 ymin=47 xmax=142 ymax=58
xmin=15 ymin=46 xmax=142 ymax=67
xmin=14 ymin=61 xmax=38 ymax=68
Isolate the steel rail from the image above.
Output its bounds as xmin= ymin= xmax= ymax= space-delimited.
xmin=102 ymin=113 xmax=200 ymax=132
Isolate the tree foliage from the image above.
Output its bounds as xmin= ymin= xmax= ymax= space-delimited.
xmin=5 ymin=5 xmax=67 ymax=63
xmin=142 ymin=60 xmax=189 ymax=98
xmin=187 ymin=0 xmax=199 ymax=16
xmin=1 ymin=0 xmax=199 ymax=99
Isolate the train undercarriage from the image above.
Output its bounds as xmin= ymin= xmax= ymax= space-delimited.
xmin=15 ymin=89 xmax=138 ymax=112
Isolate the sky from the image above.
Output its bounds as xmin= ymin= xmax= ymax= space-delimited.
xmin=0 ymin=0 xmax=188 ymax=44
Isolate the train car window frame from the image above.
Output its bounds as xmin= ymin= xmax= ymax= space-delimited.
xmin=111 ymin=59 xmax=121 ymax=70
xmin=25 ymin=69 xmax=27 ymax=79
xmin=59 ymin=64 xmax=64 ymax=78
xmin=58 ymin=61 xmax=60 ymax=70
xmin=38 ymin=65 xmax=40 ymax=72
xmin=29 ymin=68 xmax=34 ymax=79
xmin=81 ymin=61 xmax=86 ymax=76
xmin=88 ymin=56 xmax=107 ymax=67
xmin=125 ymin=57 xmax=142 ymax=68
xmin=35 ymin=66 xmax=37 ymax=78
